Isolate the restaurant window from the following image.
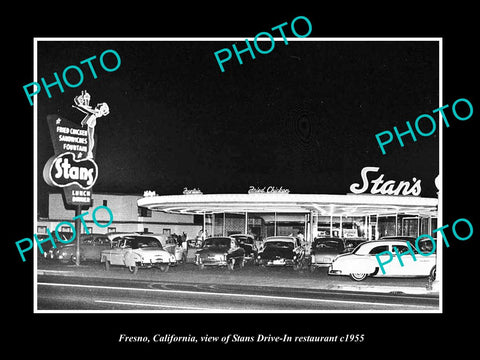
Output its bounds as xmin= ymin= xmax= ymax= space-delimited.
xmin=61 ymin=226 xmax=73 ymax=233
xmin=138 ymin=206 xmax=152 ymax=217
xmin=37 ymin=226 xmax=47 ymax=234
xmin=401 ymin=217 xmax=419 ymax=237
xmin=378 ymin=216 xmax=397 ymax=237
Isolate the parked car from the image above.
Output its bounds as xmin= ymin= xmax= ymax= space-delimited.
xmin=52 ymin=233 xmax=111 ymax=263
xmin=310 ymin=237 xmax=345 ymax=271
xmin=130 ymin=232 xmax=185 ymax=264
xmin=230 ymin=234 xmax=258 ymax=262
xmin=194 ymin=236 xmax=245 ymax=270
xmin=256 ymin=236 xmax=304 ymax=268
xmin=101 ymin=234 xmax=176 ymax=274
xmin=40 ymin=232 xmax=75 ymax=259
xmin=328 ymin=239 xmax=436 ymax=281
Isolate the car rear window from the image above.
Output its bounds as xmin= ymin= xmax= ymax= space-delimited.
xmin=265 ymin=241 xmax=294 ymax=249
xmin=128 ymin=236 xmax=162 ymax=249
xmin=313 ymin=239 xmax=344 ymax=252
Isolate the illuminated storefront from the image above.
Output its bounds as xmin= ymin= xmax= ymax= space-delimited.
xmin=138 ymin=191 xmax=438 ymax=242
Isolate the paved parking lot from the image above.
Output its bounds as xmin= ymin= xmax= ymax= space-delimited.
xmin=36 ymin=255 xmax=438 ymax=296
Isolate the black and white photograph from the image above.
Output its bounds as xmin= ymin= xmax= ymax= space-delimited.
xmin=33 ymin=38 xmax=441 ymax=313
xmin=7 ymin=5 xmax=478 ymax=353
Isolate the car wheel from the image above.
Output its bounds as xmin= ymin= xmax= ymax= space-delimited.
xmin=104 ymin=260 xmax=110 ymax=271
xmin=430 ymin=265 xmax=436 ymax=281
xmin=128 ymin=265 xmax=138 ymax=274
xmin=159 ymin=264 xmax=170 ymax=273
xmin=349 ymin=273 xmax=368 ymax=281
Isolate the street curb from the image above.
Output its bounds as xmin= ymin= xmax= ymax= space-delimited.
xmin=327 ymin=284 xmax=438 ymax=296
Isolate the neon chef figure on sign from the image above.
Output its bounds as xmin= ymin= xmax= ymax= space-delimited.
xmin=72 ymin=90 xmax=109 ymax=159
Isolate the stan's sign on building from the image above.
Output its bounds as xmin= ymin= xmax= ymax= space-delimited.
xmin=349 ymin=166 xmax=422 ymax=196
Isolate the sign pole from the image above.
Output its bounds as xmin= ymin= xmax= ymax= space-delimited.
xmin=75 ymin=205 xmax=82 ymax=266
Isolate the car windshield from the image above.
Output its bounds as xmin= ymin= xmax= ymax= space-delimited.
xmin=312 ymin=238 xmax=344 ymax=252
xmin=125 ymin=236 xmax=162 ymax=249
xmin=204 ymin=238 xmax=231 ymax=248
xmin=264 ymin=241 xmax=294 ymax=249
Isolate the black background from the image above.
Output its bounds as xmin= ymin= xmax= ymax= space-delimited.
xmin=6 ymin=3 xmax=478 ymax=354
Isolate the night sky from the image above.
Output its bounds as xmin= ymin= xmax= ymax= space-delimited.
xmin=36 ymin=39 xmax=439 ymax=215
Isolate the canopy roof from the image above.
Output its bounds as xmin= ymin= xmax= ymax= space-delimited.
xmin=137 ymin=193 xmax=438 ymax=217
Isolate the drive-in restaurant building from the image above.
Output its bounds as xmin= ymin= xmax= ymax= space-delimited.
xmin=137 ymin=188 xmax=438 ymax=243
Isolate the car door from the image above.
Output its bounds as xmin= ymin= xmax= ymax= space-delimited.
xmin=374 ymin=244 xmax=411 ymax=276
xmin=392 ymin=244 xmax=435 ymax=276
xmin=366 ymin=244 xmax=391 ymax=275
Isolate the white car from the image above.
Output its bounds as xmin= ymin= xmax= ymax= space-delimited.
xmin=328 ymin=239 xmax=436 ymax=281
xmin=101 ymin=234 xmax=176 ymax=274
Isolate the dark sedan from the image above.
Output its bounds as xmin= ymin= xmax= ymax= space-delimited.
xmin=194 ymin=237 xmax=245 ymax=270
xmin=39 ymin=232 xmax=74 ymax=259
xmin=51 ymin=233 xmax=111 ymax=263
xmin=256 ymin=236 xmax=303 ymax=267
